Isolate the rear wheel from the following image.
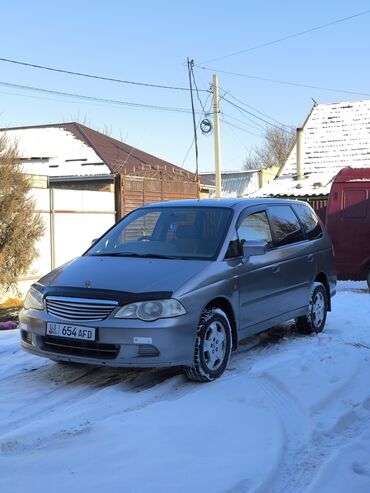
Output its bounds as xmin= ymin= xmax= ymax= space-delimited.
xmin=367 ymin=271 xmax=370 ymax=290
xmin=184 ymin=308 xmax=232 ymax=383
xmin=295 ymin=282 xmax=328 ymax=335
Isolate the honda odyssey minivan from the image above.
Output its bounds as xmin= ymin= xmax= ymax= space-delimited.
xmin=20 ymin=198 xmax=336 ymax=382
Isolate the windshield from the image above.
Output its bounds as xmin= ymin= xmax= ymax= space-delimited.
xmin=87 ymin=206 xmax=232 ymax=260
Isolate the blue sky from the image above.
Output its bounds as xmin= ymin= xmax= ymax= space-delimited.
xmin=1 ymin=0 xmax=370 ymax=172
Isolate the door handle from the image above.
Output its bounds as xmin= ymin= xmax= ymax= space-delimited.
xmin=272 ymin=265 xmax=280 ymax=274
xmin=308 ymin=254 xmax=314 ymax=263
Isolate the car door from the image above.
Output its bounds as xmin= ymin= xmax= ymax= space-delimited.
xmin=266 ymin=205 xmax=316 ymax=314
xmin=235 ymin=208 xmax=286 ymax=332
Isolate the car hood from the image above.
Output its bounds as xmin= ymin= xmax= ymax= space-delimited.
xmin=38 ymin=255 xmax=211 ymax=295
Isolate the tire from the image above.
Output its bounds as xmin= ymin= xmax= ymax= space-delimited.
xmin=295 ymin=282 xmax=328 ymax=335
xmin=184 ymin=308 xmax=232 ymax=383
xmin=367 ymin=271 xmax=370 ymax=291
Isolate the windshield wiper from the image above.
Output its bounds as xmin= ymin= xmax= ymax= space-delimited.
xmin=90 ymin=252 xmax=177 ymax=259
xmin=140 ymin=253 xmax=178 ymax=259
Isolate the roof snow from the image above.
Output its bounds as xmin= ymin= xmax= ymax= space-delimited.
xmin=0 ymin=123 xmax=195 ymax=181
xmin=256 ymin=99 xmax=370 ymax=197
xmin=1 ymin=126 xmax=109 ymax=177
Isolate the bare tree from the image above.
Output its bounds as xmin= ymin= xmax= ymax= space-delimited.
xmin=0 ymin=135 xmax=44 ymax=295
xmin=244 ymin=126 xmax=295 ymax=170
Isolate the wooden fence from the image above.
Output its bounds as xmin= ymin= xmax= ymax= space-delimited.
xmin=116 ymin=174 xmax=199 ymax=218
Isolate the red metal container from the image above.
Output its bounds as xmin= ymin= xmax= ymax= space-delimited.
xmin=326 ymin=167 xmax=370 ymax=286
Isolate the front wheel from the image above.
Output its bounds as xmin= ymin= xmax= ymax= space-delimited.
xmin=295 ymin=282 xmax=328 ymax=335
xmin=366 ymin=271 xmax=370 ymax=290
xmin=184 ymin=308 xmax=232 ymax=383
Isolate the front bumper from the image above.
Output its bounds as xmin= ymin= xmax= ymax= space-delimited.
xmin=19 ymin=309 xmax=198 ymax=368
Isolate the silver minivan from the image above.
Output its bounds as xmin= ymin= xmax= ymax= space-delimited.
xmin=20 ymin=198 xmax=336 ymax=382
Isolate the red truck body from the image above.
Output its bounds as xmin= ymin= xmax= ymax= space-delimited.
xmin=326 ymin=167 xmax=370 ymax=285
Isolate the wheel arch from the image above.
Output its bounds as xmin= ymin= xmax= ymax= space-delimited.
xmin=362 ymin=261 xmax=370 ymax=289
xmin=315 ymin=272 xmax=331 ymax=311
xmin=361 ymin=257 xmax=370 ymax=274
xmin=204 ymin=297 xmax=238 ymax=350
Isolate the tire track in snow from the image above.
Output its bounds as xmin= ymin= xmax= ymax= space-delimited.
xmin=0 ymin=365 xmax=104 ymax=436
xmin=0 ymin=363 xmax=181 ymax=438
xmin=256 ymin=375 xmax=312 ymax=493
xmin=0 ymin=363 xmax=188 ymax=455
xmin=254 ymin=355 xmax=370 ymax=493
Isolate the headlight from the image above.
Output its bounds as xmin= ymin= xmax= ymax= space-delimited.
xmin=24 ymin=287 xmax=44 ymax=311
xmin=114 ymin=299 xmax=186 ymax=321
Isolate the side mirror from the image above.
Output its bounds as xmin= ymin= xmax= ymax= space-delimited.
xmin=91 ymin=238 xmax=98 ymax=246
xmin=242 ymin=240 xmax=267 ymax=259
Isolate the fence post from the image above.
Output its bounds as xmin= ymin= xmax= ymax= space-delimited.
xmin=160 ymin=171 xmax=164 ymax=201
xmin=114 ymin=174 xmax=122 ymax=221
xmin=49 ymin=187 xmax=56 ymax=270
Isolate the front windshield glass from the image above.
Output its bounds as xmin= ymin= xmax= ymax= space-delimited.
xmin=87 ymin=206 xmax=232 ymax=260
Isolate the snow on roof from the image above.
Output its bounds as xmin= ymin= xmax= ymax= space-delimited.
xmin=251 ymin=172 xmax=333 ymax=198
xmin=257 ymin=99 xmax=370 ymax=197
xmin=0 ymin=123 xmax=196 ymax=181
xmin=1 ymin=126 xmax=109 ymax=177
xmin=283 ymin=100 xmax=370 ymax=176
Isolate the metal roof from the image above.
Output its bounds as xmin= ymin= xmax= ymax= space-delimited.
xmin=258 ymin=99 xmax=370 ymax=197
xmin=283 ymin=100 xmax=370 ymax=176
xmin=1 ymin=122 xmax=197 ymax=182
xmin=199 ymin=170 xmax=259 ymax=197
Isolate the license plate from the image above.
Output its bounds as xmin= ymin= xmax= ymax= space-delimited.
xmin=46 ymin=322 xmax=96 ymax=341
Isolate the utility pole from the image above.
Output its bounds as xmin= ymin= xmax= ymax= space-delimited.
xmin=212 ymin=74 xmax=221 ymax=198
xmin=187 ymin=58 xmax=199 ymax=193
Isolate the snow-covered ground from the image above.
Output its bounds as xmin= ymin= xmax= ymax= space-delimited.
xmin=1 ymin=282 xmax=370 ymax=493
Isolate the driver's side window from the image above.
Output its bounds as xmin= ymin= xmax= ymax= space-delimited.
xmin=237 ymin=211 xmax=273 ymax=246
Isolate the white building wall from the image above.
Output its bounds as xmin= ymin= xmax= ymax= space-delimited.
xmin=243 ymin=172 xmax=259 ymax=196
xmin=15 ymin=187 xmax=115 ymax=298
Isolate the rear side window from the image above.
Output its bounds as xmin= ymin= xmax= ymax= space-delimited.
xmin=293 ymin=203 xmax=323 ymax=240
xmin=237 ymin=211 xmax=273 ymax=246
xmin=268 ymin=206 xmax=304 ymax=246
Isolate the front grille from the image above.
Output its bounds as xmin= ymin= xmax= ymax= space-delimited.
xmin=45 ymin=296 xmax=117 ymax=321
xmin=40 ymin=335 xmax=119 ymax=360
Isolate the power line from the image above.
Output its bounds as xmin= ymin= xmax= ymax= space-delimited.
xmin=222 ymin=96 xmax=290 ymax=132
xmin=191 ymin=67 xmax=209 ymax=114
xmin=196 ymin=65 xmax=370 ymax=99
xmin=192 ymin=66 xmax=293 ymax=129
xmin=222 ymin=91 xmax=293 ymax=129
xmin=201 ymin=9 xmax=370 ymax=64
xmin=181 ymin=92 xmax=212 ymax=167
xmin=0 ymin=80 xmax=201 ymax=114
xmin=223 ymin=101 xmax=272 ymax=131
xmin=221 ymin=117 xmax=264 ymax=138
xmin=222 ymin=112 xmax=267 ymax=134
xmin=187 ymin=59 xmax=200 ymax=178
xmin=0 ymin=56 xmax=211 ymax=93
xmin=222 ymin=120 xmax=250 ymax=150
